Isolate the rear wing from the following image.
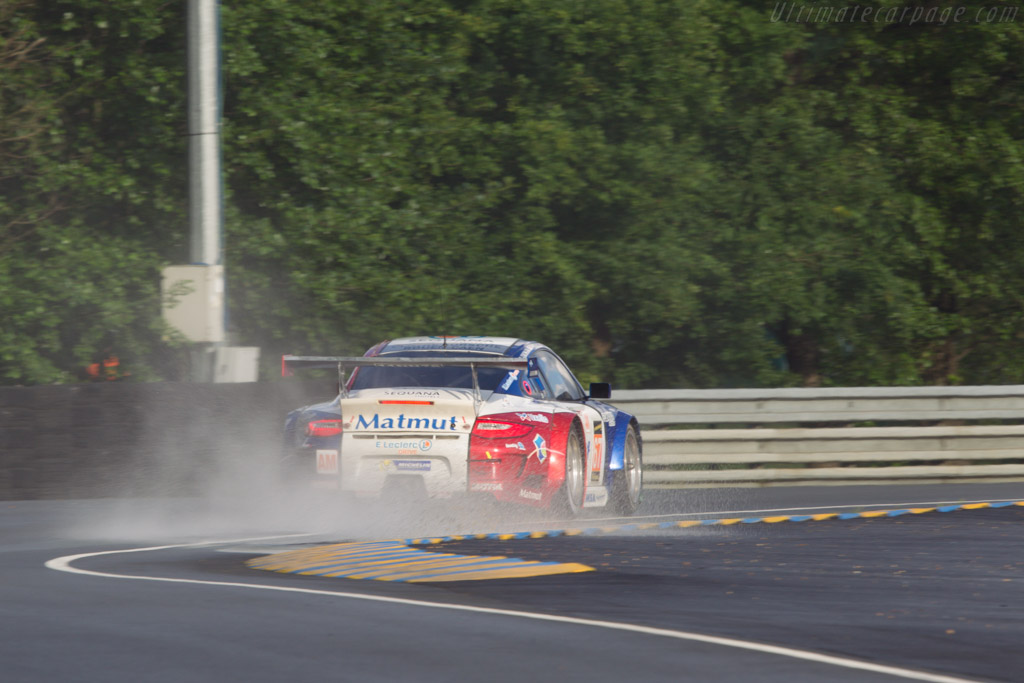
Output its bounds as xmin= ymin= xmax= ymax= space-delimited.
xmin=281 ymin=355 xmax=528 ymax=401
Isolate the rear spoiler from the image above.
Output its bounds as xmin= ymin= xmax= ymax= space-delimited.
xmin=281 ymin=355 xmax=529 ymax=401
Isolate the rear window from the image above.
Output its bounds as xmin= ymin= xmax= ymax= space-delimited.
xmin=350 ymin=352 xmax=511 ymax=391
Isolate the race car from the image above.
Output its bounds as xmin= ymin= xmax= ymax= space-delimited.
xmin=280 ymin=336 xmax=643 ymax=515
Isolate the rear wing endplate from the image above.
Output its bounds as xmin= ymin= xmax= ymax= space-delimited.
xmin=281 ymin=355 xmax=528 ymax=402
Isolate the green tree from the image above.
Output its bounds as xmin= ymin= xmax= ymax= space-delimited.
xmin=693 ymin=1 xmax=1024 ymax=386
xmin=2 ymin=0 xmax=1022 ymax=389
xmin=0 ymin=0 xmax=188 ymax=383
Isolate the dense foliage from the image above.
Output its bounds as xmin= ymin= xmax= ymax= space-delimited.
xmin=1 ymin=0 xmax=1022 ymax=387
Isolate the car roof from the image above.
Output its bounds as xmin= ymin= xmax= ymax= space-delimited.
xmin=376 ymin=336 xmax=536 ymax=357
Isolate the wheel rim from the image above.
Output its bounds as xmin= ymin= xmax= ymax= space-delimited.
xmin=624 ymin=430 xmax=642 ymax=505
xmin=566 ymin=430 xmax=584 ymax=508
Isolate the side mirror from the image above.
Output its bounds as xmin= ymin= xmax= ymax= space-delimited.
xmin=589 ymin=382 xmax=611 ymax=399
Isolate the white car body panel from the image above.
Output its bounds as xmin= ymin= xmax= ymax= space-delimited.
xmin=336 ymin=387 xmax=556 ymax=498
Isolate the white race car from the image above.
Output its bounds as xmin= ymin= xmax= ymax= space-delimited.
xmin=281 ymin=336 xmax=643 ymax=515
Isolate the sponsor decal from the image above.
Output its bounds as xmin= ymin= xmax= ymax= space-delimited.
xmin=382 ymin=390 xmax=441 ymax=397
xmin=521 ymin=380 xmax=533 ymax=396
xmin=354 ymin=414 xmax=457 ymax=431
xmin=532 ymin=434 xmax=548 ymax=463
xmin=518 ymin=488 xmax=543 ymax=501
xmin=592 ymin=420 xmax=604 ymax=472
xmin=374 ymin=439 xmax=433 ymax=452
xmin=471 ymin=482 xmax=503 ymax=492
xmin=393 ymin=460 xmax=431 ymax=472
xmin=516 ymin=412 xmax=549 ymax=424
xmin=316 ymin=449 xmax=338 ymax=475
xmin=500 ymin=369 xmax=520 ymax=391
xmin=584 ymin=487 xmax=609 ymax=506
xmin=380 ymin=459 xmax=432 ymax=472
xmin=504 ymin=442 xmax=526 ymax=451
xmin=428 ymin=335 xmax=485 ymax=340
xmin=594 ymin=403 xmax=617 ymax=427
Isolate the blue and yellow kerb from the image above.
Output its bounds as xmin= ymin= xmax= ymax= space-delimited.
xmin=246 ymin=500 xmax=1024 ymax=582
xmin=245 ymin=540 xmax=593 ymax=582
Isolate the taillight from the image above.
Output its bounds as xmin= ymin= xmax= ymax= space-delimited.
xmin=305 ymin=419 xmax=343 ymax=437
xmin=471 ymin=419 xmax=533 ymax=438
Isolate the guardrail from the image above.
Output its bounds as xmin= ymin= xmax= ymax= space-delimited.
xmin=3 ymin=381 xmax=1021 ymax=498
xmin=608 ymin=386 xmax=1024 ymax=487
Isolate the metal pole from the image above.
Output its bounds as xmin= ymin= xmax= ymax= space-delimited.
xmin=187 ymin=0 xmax=224 ymax=380
xmin=187 ymin=0 xmax=222 ymax=267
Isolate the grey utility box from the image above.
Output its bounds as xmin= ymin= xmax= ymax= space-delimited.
xmin=214 ymin=346 xmax=261 ymax=383
xmin=161 ymin=265 xmax=225 ymax=343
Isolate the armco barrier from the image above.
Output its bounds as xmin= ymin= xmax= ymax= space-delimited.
xmin=3 ymin=382 xmax=1023 ymax=499
xmin=608 ymin=386 xmax=1024 ymax=486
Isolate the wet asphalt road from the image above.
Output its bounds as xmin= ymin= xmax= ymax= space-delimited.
xmin=430 ymin=504 xmax=1024 ymax=682
xmin=2 ymin=483 xmax=1022 ymax=682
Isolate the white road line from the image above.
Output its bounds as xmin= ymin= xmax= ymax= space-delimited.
xmin=46 ymin=537 xmax=979 ymax=683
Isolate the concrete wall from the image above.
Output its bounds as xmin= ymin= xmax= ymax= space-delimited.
xmin=0 ymin=380 xmax=336 ymax=500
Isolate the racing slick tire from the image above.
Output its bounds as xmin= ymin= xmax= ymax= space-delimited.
xmin=610 ymin=423 xmax=643 ymax=516
xmin=558 ymin=422 xmax=586 ymax=517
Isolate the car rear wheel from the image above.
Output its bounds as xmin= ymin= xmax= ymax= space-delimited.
xmin=559 ymin=422 xmax=586 ymax=516
xmin=611 ymin=424 xmax=642 ymax=515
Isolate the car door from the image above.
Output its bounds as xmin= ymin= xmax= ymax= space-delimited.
xmin=531 ymin=351 xmax=608 ymax=495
